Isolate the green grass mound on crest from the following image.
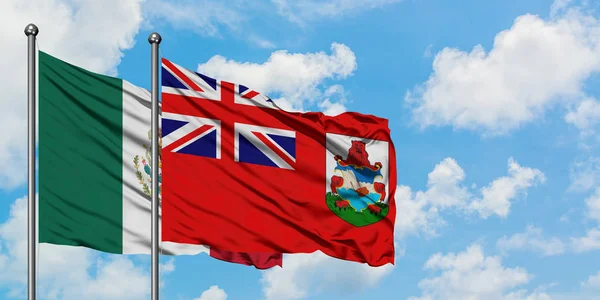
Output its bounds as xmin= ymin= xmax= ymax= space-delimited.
xmin=325 ymin=192 xmax=389 ymax=227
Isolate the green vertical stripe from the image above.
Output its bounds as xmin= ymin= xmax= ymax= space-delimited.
xmin=39 ymin=51 xmax=124 ymax=253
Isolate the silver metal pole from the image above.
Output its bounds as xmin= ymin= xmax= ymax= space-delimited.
xmin=148 ymin=32 xmax=162 ymax=300
xmin=25 ymin=23 xmax=38 ymax=300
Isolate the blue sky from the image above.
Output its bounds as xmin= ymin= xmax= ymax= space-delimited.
xmin=1 ymin=0 xmax=600 ymax=299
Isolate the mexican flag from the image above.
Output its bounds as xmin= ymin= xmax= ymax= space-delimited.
xmin=38 ymin=51 xmax=281 ymax=269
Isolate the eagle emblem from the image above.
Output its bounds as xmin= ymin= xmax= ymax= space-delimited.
xmin=133 ymin=128 xmax=162 ymax=200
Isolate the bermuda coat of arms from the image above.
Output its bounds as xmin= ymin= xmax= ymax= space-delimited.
xmin=326 ymin=139 xmax=389 ymax=227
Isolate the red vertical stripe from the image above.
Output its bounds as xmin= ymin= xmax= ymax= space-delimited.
xmin=220 ymin=81 xmax=235 ymax=160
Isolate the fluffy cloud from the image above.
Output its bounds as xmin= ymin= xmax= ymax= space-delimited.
xmin=194 ymin=285 xmax=228 ymax=300
xmin=160 ymin=258 xmax=176 ymax=274
xmin=260 ymin=251 xmax=394 ymax=300
xmin=496 ymin=226 xmax=566 ymax=256
xmin=468 ymin=158 xmax=546 ymax=218
xmin=394 ymin=184 xmax=447 ymax=239
xmin=317 ymin=85 xmax=348 ymax=116
xmin=569 ymin=157 xmax=600 ymax=192
xmin=585 ymin=188 xmax=600 ymax=222
xmin=409 ymin=244 xmax=546 ymax=300
xmin=0 ymin=0 xmax=144 ymax=189
xmin=503 ymin=290 xmax=553 ymax=300
xmin=143 ymin=0 xmax=277 ymax=49
xmin=144 ymin=0 xmax=243 ymax=37
xmin=571 ymin=228 xmax=600 ymax=253
xmin=394 ymin=158 xmax=468 ymax=238
xmin=272 ymin=0 xmax=402 ymax=25
xmin=581 ymin=271 xmax=600 ymax=289
xmin=550 ymin=0 xmax=574 ymax=16
xmin=197 ymin=43 xmax=357 ymax=112
xmin=571 ymin=188 xmax=600 ymax=253
xmin=396 ymin=157 xmax=545 ymax=239
xmin=144 ymin=0 xmax=401 ymax=46
xmin=0 ymin=196 xmax=150 ymax=299
xmin=565 ymin=98 xmax=600 ymax=136
xmin=406 ymin=4 xmax=600 ymax=135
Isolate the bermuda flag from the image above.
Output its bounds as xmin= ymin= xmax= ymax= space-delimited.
xmin=161 ymin=58 xmax=397 ymax=266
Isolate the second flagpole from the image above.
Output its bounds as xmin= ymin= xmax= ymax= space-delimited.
xmin=149 ymin=32 xmax=162 ymax=300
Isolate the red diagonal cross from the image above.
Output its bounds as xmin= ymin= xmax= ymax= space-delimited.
xmin=162 ymin=81 xmax=299 ymax=167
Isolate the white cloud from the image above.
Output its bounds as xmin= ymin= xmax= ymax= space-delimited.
xmin=396 ymin=157 xmax=545 ymax=238
xmin=571 ymin=228 xmax=600 ymax=253
xmin=272 ymin=0 xmax=402 ymax=25
xmin=468 ymin=158 xmax=546 ymax=218
xmin=147 ymin=0 xmax=403 ymax=35
xmin=317 ymin=85 xmax=348 ymax=116
xmin=424 ymin=44 xmax=434 ymax=58
xmin=581 ymin=271 xmax=600 ymax=289
xmin=197 ymin=43 xmax=357 ymax=111
xmin=248 ymin=36 xmax=277 ymax=49
xmin=0 ymin=0 xmax=144 ymax=189
xmin=550 ymin=0 xmax=575 ymax=17
xmin=565 ymin=98 xmax=600 ymax=136
xmin=496 ymin=225 xmax=566 ymax=256
xmin=260 ymin=251 xmax=394 ymax=300
xmin=144 ymin=0 xmax=243 ymax=37
xmin=569 ymin=183 xmax=600 ymax=253
xmin=406 ymin=4 xmax=600 ymax=135
xmin=585 ymin=188 xmax=600 ymax=222
xmin=318 ymin=99 xmax=347 ymax=116
xmin=504 ymin=290 xmax=553 ymax=300
xmin=409 ymin=244 xmax=543 ymax=300
xmin=0 ymin=196 xmax=151 ymax=299
xmin=158 ymin=257 xmax=176 ymax=288
xmin=194 ymin=285 xmax=228 ymax=300
xmin=394 ymin=185 xmax=447 ymax=239
xmin=394 ymin=158 xmax=468 ymax=238
xmin=63 ymin=257 xmax=150 ymax=300
xmin=569 ymin=157 xmax=600 ymax=192
xmin=423 ymin=157 xmax=471 ymax=209
xmin=160 ymin=258 xmax=176 ymax=274
xmin=143 ymin=0 xmax=277 ymax=48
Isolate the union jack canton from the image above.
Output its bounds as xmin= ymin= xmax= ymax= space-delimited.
xmin=160 ymin=58 xmax=296 ymax=170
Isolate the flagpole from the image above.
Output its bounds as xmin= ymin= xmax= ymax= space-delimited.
xmin=25 ymin=23 xmax=39 ymax=300
xmin=148 ymin=32 xmax=162 ymax=300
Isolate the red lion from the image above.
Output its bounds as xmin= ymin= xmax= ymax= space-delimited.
xmin=334 ymin=141 xmax=382 ymax=171
xmin=330 ymin=140 xmax=386 ymax=202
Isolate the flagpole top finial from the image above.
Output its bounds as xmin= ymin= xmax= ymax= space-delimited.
xmin=148 ymin=32 xmax=162 ymax=44
xmin=24 ymin=24 xmax=39 ymax=36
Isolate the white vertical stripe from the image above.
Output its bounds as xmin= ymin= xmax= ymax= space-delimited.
xmin=121 ymin=80 xmax=208 ymax=255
